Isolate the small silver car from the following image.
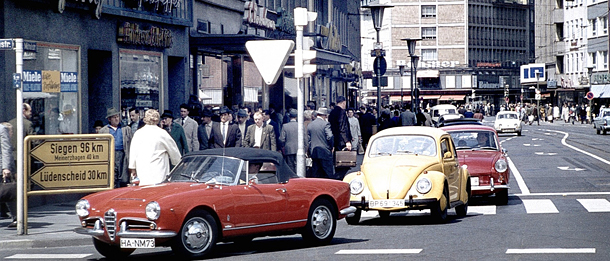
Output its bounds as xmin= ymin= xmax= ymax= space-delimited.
xmin=494 ymin=111 xmax=522 ymax=136
xmin=593 ymin=108 xmax=610 ymax=135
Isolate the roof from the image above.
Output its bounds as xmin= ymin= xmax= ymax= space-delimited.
xmin=496 ymin=111 xmax=518 ymax=115
xmin=436 ymin=117 xmax=482 ymax=127
xmin=441 ymin=124 xmax=497 ymax=132
xmin=375 ymin=126 xmax=449 ymax=139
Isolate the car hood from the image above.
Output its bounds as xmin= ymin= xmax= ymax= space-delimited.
xmin=361 ymin=156 xmax=438 ymax=199
xmin=85 ymin=183 xmax=208 ymax=208
xmin=456 ymin=150 xmax=499 ymax=176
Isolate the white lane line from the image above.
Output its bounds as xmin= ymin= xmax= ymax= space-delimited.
xmin=517 ymin=191 xmax=610 ymax=196
xmin=577 ymin=199 xmax=610 ymax=212
xmin=506 ymin=248 xmax=596 ymax=254
xmin=507 ymin=156 xmax=530 ymax=195
xmin=336 ymin=249 xmax=423 ymax=254
xmin=467 ymin=205 xmax=496 ymax=215
xmin=522 ymin=199 xmax=559 ymax=214
xmin=6 ymin=254 xmax=93 ymax=259
xmin=549 ymin=130 xmax=610 ymax=165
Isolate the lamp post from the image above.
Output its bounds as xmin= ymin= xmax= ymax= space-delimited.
xmin=535 ymin=71 xmax=541 ymax=124
xmin=586 ymin=65 xmax=594 ymax=122
xmin=363 ymin=4 xmax=393 ymax=126
xmin=402 ymin=38 xmax=421 ymax=112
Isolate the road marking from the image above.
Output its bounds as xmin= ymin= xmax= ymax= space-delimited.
xmin=577 ymin=199 xmax=610 ymax=212
xmin=522 ymin=199 xmax=559 ymax=214
xmin=557 ymin=166 xmax=586 ymax=171
xmin=336 ymin=249 xmax=423 ymax=254
xmin=506 ymin=248 xmax=595 ymax=254
xmin=467 ymin=205 xmax=496 ymax=215
xmin=6 ymin=254 xmax=93 ymax=259
xmin=534 ymin=152 xmax=557 ymax=155
xmin=548 ymin=130 xmax=610 ymax=165
xmin=517 ymin=192 xmax=610 ymax=196
xmin=507 ymin=156 xmax=530 ymax=195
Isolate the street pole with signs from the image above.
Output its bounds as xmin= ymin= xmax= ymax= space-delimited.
xmin=402 ymin=38 xmax=420 ymax=112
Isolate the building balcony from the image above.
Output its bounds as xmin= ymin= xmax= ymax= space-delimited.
xmin=552 ymin=9 xmax=564 ymax=22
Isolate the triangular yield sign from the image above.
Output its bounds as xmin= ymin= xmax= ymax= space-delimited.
xmin=246 ymin=40 xmax=294 ymax=85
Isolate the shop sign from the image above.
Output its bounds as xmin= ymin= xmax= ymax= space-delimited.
xmin=22 ymin=70 xmax=78 ymax=93
xmin=592 ymin=73 xmax=610 ymax=84
xmin=419 ymin=60 xmax=460 ymax=69
xmin=117 ymin=22 xmax=173 ymax=48
xmin=476 ymin=62 xmax=501 ymax=68
xmin=243 ymin=1 xmax=276 ymax=30
xmin=317 ymin=24 xmax=342 ymax=53
xmin=57 ymin=0 xmax=103 ymax=19
xmin=124 ymin=0 xmax=182 ymax=13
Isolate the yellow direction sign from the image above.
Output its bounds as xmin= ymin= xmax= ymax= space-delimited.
xmin=30 ymin=164 xmax=111 ymax=190
xmin=31 ymin=139 xmax=109 ymax=164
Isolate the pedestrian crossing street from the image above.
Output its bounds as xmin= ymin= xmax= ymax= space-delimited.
xmin=358 ymin=198 xmax=610 ymax=219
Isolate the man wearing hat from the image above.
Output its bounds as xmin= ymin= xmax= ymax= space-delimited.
xmin=279 ymin=108 xmax=303 ymax=175
xmin=243 ymin=111 xmax=276 ymax=151
xmin=160 ymin=110 xmax=189 ymax=156
xmin=209 ymin=106 xmax=242 ymax=148
xmin=99 ymin=108 xmax=133 ymax=188
xmin=235 ymin=109 xmax=252 ymax=143
xmin=307 ymin=107 xmax=334 ymax=179
xmin=197 ymin=109 xmax=214 ymax=150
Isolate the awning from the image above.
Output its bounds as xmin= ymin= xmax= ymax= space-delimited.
xmin=591 ymin=85 xmax=610 ymax=98
xmin=390 ymin=95 xmax=411 ymax=102
xmin=421 ymin=95 xmax=441 ymax=99
xmin=439 ymin=94 xmax=465 ymax=101
xmin=417 ymin=70 xmax=440 ymax=78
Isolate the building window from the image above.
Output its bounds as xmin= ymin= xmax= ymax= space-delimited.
xmin=120 ymin=49 xmax=162 ymax=119
xmin=601 ymin=16 xmax=608 ymax=35
xmin=422 ymin=5 xmax=436 ymax=18
xmin=590 ymin=52 xmax=597 ymax=69
xmin=422 ymin=27 xmax=437 ymax=39
xmin=22 ymin=42 xmax=80 ymax=134
xmin=590 ymin=19 xmax=597 ymax=37
xmin=422 ymin=49 xmax=437 ymax=61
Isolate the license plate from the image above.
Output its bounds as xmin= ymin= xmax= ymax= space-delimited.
xmin=369 ymin=199 xmax=405 ymax=208
xmin=120 ymin=238 xmax=155 ymax=249
xmin=471 ymin=177 xmax=479 ymax=186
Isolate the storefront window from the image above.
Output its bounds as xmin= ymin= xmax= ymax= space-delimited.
xmin=22 ymin=42 xmax=80 ymax=135
xmin=119 ymin=49 xmax=162 ymax=123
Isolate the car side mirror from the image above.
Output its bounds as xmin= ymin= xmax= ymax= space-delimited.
xmin=443 ymin=151 xmax=452 ymax=159
xmin=502 ymin=148 xmax=508 ymax=155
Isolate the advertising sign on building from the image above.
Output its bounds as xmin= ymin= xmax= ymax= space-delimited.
xmin=23 ymin=70 xmax=78 ymax=92
xmin=520 ymin=63 xmax=545 ymax=84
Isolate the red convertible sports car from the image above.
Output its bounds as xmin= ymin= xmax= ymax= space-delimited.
xmin=74 ymin=148 xmax=354 ymax=259
xmin=441 ymin=124 xmax=510 ymax=205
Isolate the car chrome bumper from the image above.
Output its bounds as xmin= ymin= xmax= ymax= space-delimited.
xmin=340 ymin=206 xmax=357 ymax=216
xmin=74 ymin=218 xmax=177 ymax=239
xmin=471 ymin=184 xmax=509 ymax=191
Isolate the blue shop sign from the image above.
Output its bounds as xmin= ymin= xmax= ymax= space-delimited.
xmin=23 ymin=70 xmax=78 ymax=92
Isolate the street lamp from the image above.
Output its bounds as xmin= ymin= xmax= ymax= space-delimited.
xmin=402 ymin=38 xmax=421 ymax=112
xmin=535 ymin=71 xmax=541 ymax=124
xmin=363 ymin=4 xmax=393 ymax=126
xmin=586 ymin=65 xmax=594 ymax=122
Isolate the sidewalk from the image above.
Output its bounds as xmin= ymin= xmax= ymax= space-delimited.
xmin=0 ymin=200 xmax=91 ymax=249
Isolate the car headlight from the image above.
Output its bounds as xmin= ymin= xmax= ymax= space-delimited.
xmin=75 ymin=199 xmax=90 ymax=217
xmin=349 ymin=179 xmax=364 ymax=195
xmin=416 ymin=178 xmax=432 ymax=194
xmin=495 ymin=159 xmax=508 ymax=173
xmin=145 ymin=201 xmax=161 ymax=221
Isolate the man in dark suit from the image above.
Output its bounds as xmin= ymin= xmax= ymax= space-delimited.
xmin=279 ymin=109 xmax=301 ymax=174
xmin=197 ymin=109 xmax=214 ymax=150
xmin=160 ymin=110 xmax=189 ymax=156
xmin=328 ymin=96 xmax=352 ymax=180
xmin=307 ymin=108 xmax=334 ymax=179
xmin=209 ymin=106 xmax=241 ymax=148
xmin=359 ymin=107 xmax=376 ymax=150
xmin=400 ymin=107 xmax=417 ymax=126
xmin=243 ymin=111 xmax=276 ymax=151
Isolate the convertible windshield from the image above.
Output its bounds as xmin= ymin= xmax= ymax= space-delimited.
xmin=448 ymin=130 xmax=498 ymax=150
xmin=167 ymin=156 xmax=243 ymax=185
xmin=369 ymin=135 xmax=436 ymax=157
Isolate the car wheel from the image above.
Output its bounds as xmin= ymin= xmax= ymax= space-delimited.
xmin=171 ymin=210 xmax=218 ymax=259
xmin=302 ymin=198 xmax=336 ymax=245
xmin=597 ymin=128 xmax=601 ymax=135
xmin=92 ymin=238 xmax=134 ymax=259
xmin=604 ymin=129 xmax=607 ymax=135
xmin=378 ymin=210 xmax=391 ymax=219
xmin=345 ymin=209 xmax=361 ymax=225
xmin=431 ymin=185 xmax=449 ymax=223
xmin=496 ymin=189 xmax=509 ymax=205
xmin=455 ymin=180 xmax=470 ymax=217
xmin=517 ymin=131 xmax=522 ymax=136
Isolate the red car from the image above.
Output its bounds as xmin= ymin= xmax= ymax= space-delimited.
xmin=74 ymin=148 xmax=354 ymax=259
xmin=441 ymin=124 xmax=510 ymax=204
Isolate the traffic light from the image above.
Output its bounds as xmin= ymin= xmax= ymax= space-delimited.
xmin=297 ymin=37 xmax=316 ymax=78
xmin=294 ymin=8 xmax=317 ymax=78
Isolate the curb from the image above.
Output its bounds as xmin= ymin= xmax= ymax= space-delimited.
xmin=0 ymin=232 xmax=92 ymax=250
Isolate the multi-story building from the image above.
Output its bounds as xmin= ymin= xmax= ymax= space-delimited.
xmin=361 ymin=0 xmax=534 ymax=112
xmin=587 ymin=0 xmax=610 ymax=111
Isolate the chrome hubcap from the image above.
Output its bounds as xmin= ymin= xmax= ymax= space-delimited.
xmin=183 ymin=219 xmax=211 ymax=252
xmin=311 ymin=206 xmax=332 ymax=238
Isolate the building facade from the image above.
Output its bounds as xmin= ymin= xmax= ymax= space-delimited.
xmin=361 ymin=0 xmax=534 ymax=112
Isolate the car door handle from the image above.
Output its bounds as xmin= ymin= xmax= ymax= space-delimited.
xmin=276 ymin=188 xmax=286 ymax=193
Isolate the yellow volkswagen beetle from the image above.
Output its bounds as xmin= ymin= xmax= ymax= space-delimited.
xmin=343 ymin=126 xmax=470 ymax=224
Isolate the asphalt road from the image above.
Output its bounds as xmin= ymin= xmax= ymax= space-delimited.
xmin=1 ymin=118 xmax=609 ymax=260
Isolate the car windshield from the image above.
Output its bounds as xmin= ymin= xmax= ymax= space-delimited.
xmin=497 ymin=113 xmax=518 ymax=120
xmin=603 ymin=111 xmax=610 ymax=117
xmin=167 ymin=155 xmax=244 ymax=185
xmin=368 ymin=135 xmax=436 ymax=157
xmin=448 ymin=130 xmax=498 ymax=151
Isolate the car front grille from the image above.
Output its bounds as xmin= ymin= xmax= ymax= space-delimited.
xmin=104 ymin=209 xmax=117 ymax=241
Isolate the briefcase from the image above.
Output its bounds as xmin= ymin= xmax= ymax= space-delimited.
xmin=334 ymin=150 xmax=357 ymax=167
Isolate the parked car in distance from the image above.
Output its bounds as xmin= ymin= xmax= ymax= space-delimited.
xmin=430 ymin=104 xmax=460 ymax=125
xmin=593 ymin=108 xmax=610 ymax=135
xmin=494 ymin=111 xmax=522 ymax=136
xmin=343 ymin=127 xmax=470 ymax=224
xmin=442 ymin=124 xmax=510 ymax=205
xmin=74 ymin=148 xmax=354 ymax=259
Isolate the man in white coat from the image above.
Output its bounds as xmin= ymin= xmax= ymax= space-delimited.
xmin=129 ymin=109 xmax=182 ymax=186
